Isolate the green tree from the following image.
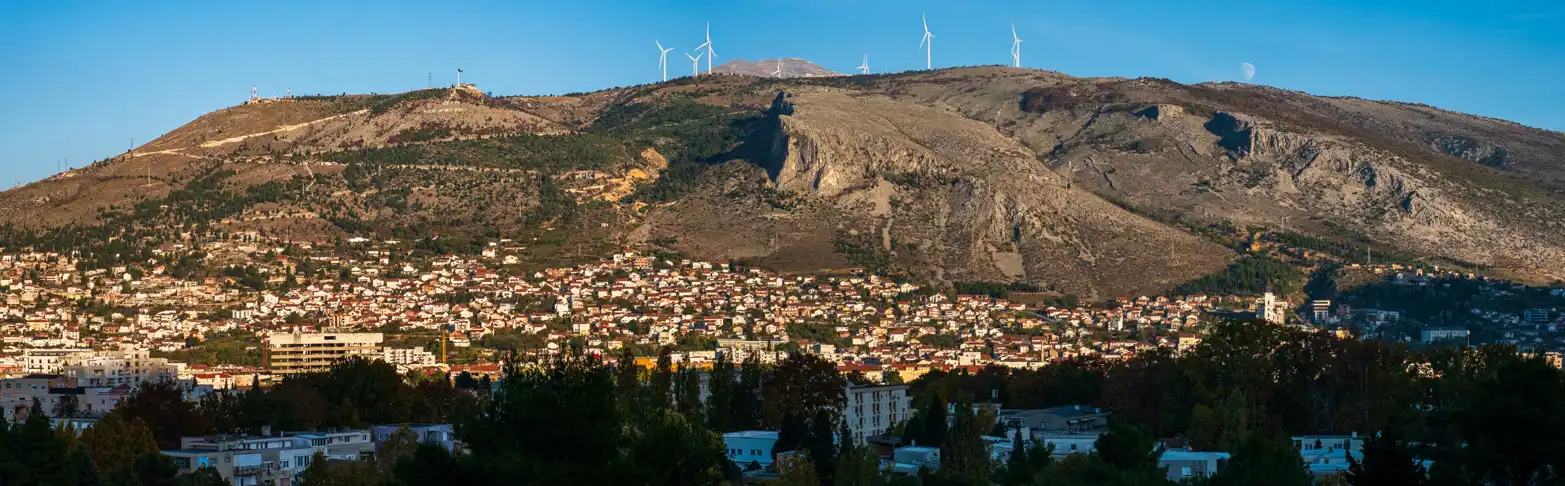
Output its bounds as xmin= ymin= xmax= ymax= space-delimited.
xmin=375 ymin=426 xmax=420 ymax=479
xmin=114 ymin=381 xmax=209 ymax=449
xmin=775 ymin=412 xmax=809 ymax=457
xmin=1453 ymin=354 xmax=1565 ymax=486
xmin=79 ymin=413 xmax=160 ymax=475
xmin=777 ymin=454 xmax=823 ymax=486
xmin=998 ymin=430 xmax=1052 ymax=486
xmin=707 ymin=353 xmax=737 ymax=432
xmin=1207 ymin=432 xmax=1312 ymax=486
xmin=174 ymin=467 xmax=229 ymax=486
xmin=1346 ymin=424 xmax=1426 ymax=486
xmin=650 ymin=346 xmax=675 ymax=409
xmin=808 ymin=409 xmax=838 ymax=486
xmin=621 ymin=407 xmax=727 ymax=485
xmin=938 ymin=396 xmax=990 ymax=484
xmin=761 ymin=353 xmax=845 ymax=428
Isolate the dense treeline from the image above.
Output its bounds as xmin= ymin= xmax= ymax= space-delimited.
xmin=17 ymin=320 xmax=1565 ymax=485
xmin=907 ymin=319 xmax=1565 ymax=486
xmin=1172 ymin=254 xmax=1305 ymax=297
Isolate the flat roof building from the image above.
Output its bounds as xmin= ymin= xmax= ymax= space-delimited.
xmin=266 ymin=332 xmax=383 ymax=374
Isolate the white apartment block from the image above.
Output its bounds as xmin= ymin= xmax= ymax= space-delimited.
xmin=21 ymin=347 xmax=182 ymax=387
xmin=842 ymin=383 xmax=910 ymax=443
xmin=381 ymin=346 xmax=437 ymax=370
xmin=266 ymin=332 xmax=384 ymax=374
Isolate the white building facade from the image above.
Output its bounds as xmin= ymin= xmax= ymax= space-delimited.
xmin=842 ymin=383 xmax=910 ymax=443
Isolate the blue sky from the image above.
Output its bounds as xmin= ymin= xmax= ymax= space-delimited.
xmin=1 ymin=0 xmax=1561 ymax=185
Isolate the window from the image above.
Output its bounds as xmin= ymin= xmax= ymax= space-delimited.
xmin=1181 ymin=466 xmax=1192 ymax=477
xmin=1070 ymin=444 xmax=1077 ymax=451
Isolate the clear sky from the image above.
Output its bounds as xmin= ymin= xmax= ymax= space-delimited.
xmin=1 ymin=0 xmax=1561 ymax=185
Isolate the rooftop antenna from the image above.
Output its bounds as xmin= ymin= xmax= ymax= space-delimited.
xmin=920 ymin=14 xmax=936 ymax=70
xmin=1010 ymin=23 xmax=1023 ymax=67
xmin=772 ymin=58 xmax=784 ymax=78
xmin=700 ymin=22 xmax=716 ymax=74
xmin=686 ymin=52 xmax=704 ymax=77
xmin=858 ymin=54 xmax=870 ymax=75
xmin=656 ymin=39 xmax=675 ymax=82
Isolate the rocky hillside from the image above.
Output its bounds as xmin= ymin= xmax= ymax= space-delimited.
xmin=711 ymin=58 xmax=838 ymax=78
xmin=5 ymin=68 xmax=1563 ymax=296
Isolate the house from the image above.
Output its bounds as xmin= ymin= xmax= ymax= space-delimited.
xmin=722 ymin=430 xmax=780 ymax=471
xmin=287 ymin=429 xmax=375 ymax=461
xmin=1159 ymin=449 xmax=1230 ymax=481
xmin=891 ymin=446 xmax=941 ymax=473
xmin=371 ymin=424 xmax=457 ymax=453
xmin=1294 ymin=434 xmax=1365 ymax=478
xmin=1033 ymin=432 xmax=1102 ymax=456
xmin=999 ymin=405 xmax=1110 ymax=433
xmin=163 ymin=432 xmax=327 ymax=486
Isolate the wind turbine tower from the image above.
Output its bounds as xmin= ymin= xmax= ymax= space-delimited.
xmin=858 ymin=54 xmax=870 ymax=74
xmin=919 ymin=15 xmax=935 ymax=70
xmin=687 ymin=52 xmax=704 ymax=77
xmin=772 ymin=58 xmax=784 ymax=78
xmin=1011 ymin=23 xmax=1023 ymax=67
xmin=698 ymin=22 xmax=716 ymax=74
xmin=656 ymin=39 xmax=675 ymax=82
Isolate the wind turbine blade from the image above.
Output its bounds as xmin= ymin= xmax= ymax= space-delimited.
xmin=923 ymin=14 xmax=929 ymax=32
xmin=657 ymin=39 xmax=664 ymax=51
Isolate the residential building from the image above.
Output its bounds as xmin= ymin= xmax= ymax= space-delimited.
xmin=842 ymin=383 xmax=910 ymax=443
xmin=19 ymin=348 xmax=92 ymax=374
xmin=722 ymin=430 xmax=780 ymax=470
xmin=57 ymin=348 xmax=183 ymax=387
xmin=1420 ymin=327 xmax=1470 ymax=344
xmin=266 ymin=332 xmax=384 ymax=373
xmin=1523 ymin=308 xmax=1551 ymax=326
xmin=0 ymin=374 xmax=73 ymax=421
xmin=381 ymin=347 xmax=437 ymax=371
xmin=1309 ymin=300 xmax=1332 ymax=324
xmin=371 ymin=424 xmax=458 ymax=453
xmin=1000 ymin=405 xmax=1110 ymax=434
xmin=1257 ymin=292 xmax=1286 ymax=324
xmin=164 ymin=433 xmax=328 ymax=486
xmin=1293 ymin=434 xmax=1364 ymax=478
xmin=288 ymin=429 xmax=375 ymax=460
xmin=891 ymin=446 xmax=941 ymax=473
xmin=1034 ymin=432 xmax=1102 ymax=456
xmin=1159 ymin=449 xmax=1230 ymax=481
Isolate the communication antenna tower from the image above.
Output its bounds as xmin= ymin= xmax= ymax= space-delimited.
xmin=250 ymin=85 xmax=258 ymax=102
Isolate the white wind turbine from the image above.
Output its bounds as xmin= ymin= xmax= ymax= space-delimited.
xmin=686 ymin=52 xmax=704 ymax=77
xmin=858 ymin=54 xmax=870 ymax=74
xmin=696 ymin=22 xmax=717 ymax=74
xmin=919 ymin=14 xmax=935 ymax=70
xmin=656 ymin=39 xmax=675 ymax=81
xmin=1010 ymin=23 xmax=1023 ymax=67
xmin=772 ymin=58 xmax=784 ymax=78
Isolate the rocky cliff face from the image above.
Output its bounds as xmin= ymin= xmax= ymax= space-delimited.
xmin=848 ymin=67 xmax=1565 ymax=282
xmin=758 ymin=88 xmax=1233 ymax=297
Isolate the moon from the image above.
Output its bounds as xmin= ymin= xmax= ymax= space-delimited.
xmin=1241 ymin=62 xmax=1256 ymax=81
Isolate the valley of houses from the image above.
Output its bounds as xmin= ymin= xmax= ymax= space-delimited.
xmin=0 ymin=235 xmax=1560 ymax=484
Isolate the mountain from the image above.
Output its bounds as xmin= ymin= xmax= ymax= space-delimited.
xmin=710 ymin=58 xmax=838 ymax=78
xmin=6 ymin=67 xmax=1564 ymax=298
